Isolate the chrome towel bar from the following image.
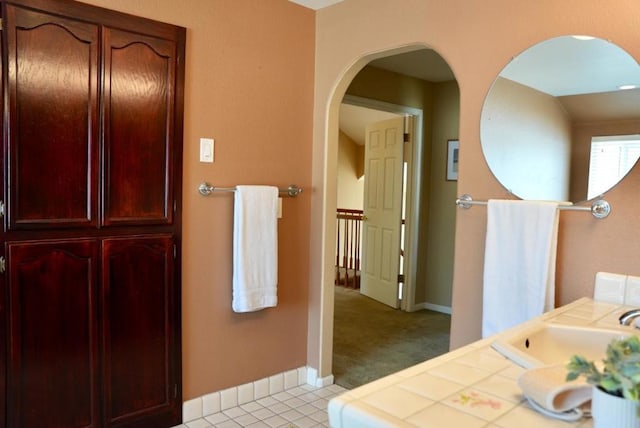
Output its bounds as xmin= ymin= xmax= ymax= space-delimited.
xmin=198 ymin=182 xmax=302 ymax=197
xmin=455 ymin=194 xmax=611 ymax=219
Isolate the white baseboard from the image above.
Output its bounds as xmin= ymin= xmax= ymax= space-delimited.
xmin=413 ymin=301 xmax=452 ymax=315
xmin=307 ymin=367 xmax=334 ymax=387
xmin=183 ymin=365 xmax=331 ymax=423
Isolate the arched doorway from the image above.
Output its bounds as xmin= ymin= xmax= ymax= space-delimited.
xmin=315 ymin=45 xmax=460 ymax=385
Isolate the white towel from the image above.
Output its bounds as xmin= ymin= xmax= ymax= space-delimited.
xmin=517 ymin=364 xmax=592 ymax=414
xmin=232 ymin=185 xmax=279 ymax=313
xmin=482 ymin=200 xmax=559 ymax=337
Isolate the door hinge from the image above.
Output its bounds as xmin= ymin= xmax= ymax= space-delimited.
xmin=0 ymin=200 xmax=4 ymax=217
xmin=403 ymin=133 xmax=410 ymax=143
xmin=397 ymin=274 xmax=404 ymax=283
xmin=0 ymin=19 xmax=3 ymax=31
xmin=0 ymin=256 xmax=5 ymax=274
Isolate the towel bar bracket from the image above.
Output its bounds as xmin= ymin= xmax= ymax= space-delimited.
xmin=590 ymin=199 xmax=610 ymax=219
xmin=456 ymin=194 xmax=473 ymax=209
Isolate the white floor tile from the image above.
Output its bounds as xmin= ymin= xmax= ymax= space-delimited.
xmin=186 ymin=418 xmax=213 ymax=428
xmin=280 ymin=408 xmax=303 ymax=422
xmin=266 ymin=401 xmax=290 ymax=414
xmin=291 ymin=417 xmax=317 ymax=428
xmin=204 ymin=412 xmax=229 ymax=424
xmin=251 ymin=407 xmax=276 ymax=420
xmin=272 ymin=391 xmax=294 ymax=402
xmin=223 ymin=406 xmax=247 ymax=419
xmin=246 ymin=421 xmax=271 ymax=428
xmin=263 ymin=414 xmax=288 ymax=427
xmin=175 ymin=384 xmax=338 ymax=428
xmin=240 ymin=401 xmax=264 ymax=413
xmin=215 ymin=420 xmax=242 ymax=428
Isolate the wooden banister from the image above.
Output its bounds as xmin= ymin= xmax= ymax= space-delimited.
xmin=335 ymin=208 xmax=363 ymax=288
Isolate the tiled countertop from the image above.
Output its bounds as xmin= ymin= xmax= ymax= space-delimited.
xmin=328 ymin=298 xmax=636 ymax=428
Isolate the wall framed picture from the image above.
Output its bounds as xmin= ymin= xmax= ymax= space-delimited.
xmin=446 ymin=139 xmax=459 ymax=181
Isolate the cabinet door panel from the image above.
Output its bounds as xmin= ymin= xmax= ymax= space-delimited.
xmin=5 ymin=6 xmax=99 ymax=230
xmin=102 ymin=235 xmax=179 ymax=426
xmin=102 ymin=29 xmax=177 ymax=226
xmin=7 ymin=239 xmax=99 ymax=428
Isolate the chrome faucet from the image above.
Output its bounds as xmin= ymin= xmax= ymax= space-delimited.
xmin=619 ymin=309 xmax=640 ymax=326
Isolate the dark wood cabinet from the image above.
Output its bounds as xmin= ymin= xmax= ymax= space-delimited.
xmin=5 ymin=5 xmax=100 ymax=230
xmin=102 ymin=236 xmax=178 ymax=426
xmin=7 ymin=239 xmax=100 ymax=428
xmin=102 ymin=28 xmax=177 ymax=227
xmin=0 ymin=0 xmax=185 ymax=426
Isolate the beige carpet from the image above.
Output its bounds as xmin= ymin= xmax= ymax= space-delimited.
xmin=332 ymin=286 xmax=451 ymax=389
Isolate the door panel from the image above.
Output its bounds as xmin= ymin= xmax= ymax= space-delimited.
xmin=5 ymin=6 xmax=99 ymax=230
xmin=360 ymin=117 xmax=404 ymax=308
xmin=102 ymin=235 xmax=179 ymax=426
xmin=102 ymin=28 xmax=177 ymax=226
xmin=7 ymin=239 xmax=100 ymax=428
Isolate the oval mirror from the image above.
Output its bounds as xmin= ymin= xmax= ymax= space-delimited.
xmin=480 ymin=36 xmax=640 ymax=202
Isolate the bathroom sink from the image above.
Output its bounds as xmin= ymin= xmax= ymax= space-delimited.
xmin=491 ymin=322 xmax=633 ymax=368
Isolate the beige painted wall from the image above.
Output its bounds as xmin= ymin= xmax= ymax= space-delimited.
xmin=78 ymin=0 xmax=315 ymax=399
xmin=337 ymin=131 xmax=364 ymax=209
xmin=422 ymin=81 xmax=460 ymax=307
xmin=482 ymin=77 xmax=572 ymax=201
xmin=310 ymin=0 xmax=640 ymax=377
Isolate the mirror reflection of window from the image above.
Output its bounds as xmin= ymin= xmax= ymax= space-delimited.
xmin=588 ymin=134 xmax=640 ymax=199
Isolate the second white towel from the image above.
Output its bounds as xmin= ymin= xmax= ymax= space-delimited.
xmin=232 ymin=185 xmax=279 ymax=313
xmin=482 ymin=199 xmax=559 ymax=337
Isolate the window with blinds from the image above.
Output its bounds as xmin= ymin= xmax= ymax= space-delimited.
xmin=587 ymin=134 xmax=640 ymax=200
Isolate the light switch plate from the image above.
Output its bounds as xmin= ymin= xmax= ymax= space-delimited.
xmin=200 ymin=138 xmax=214 ymax=163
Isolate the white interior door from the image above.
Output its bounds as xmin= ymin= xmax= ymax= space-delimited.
xmin=360 ymin=117 xmax=404 ymax=308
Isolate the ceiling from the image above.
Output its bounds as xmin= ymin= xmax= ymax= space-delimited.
xmin=339 ymin=104 xmax=401 ymax=145
xmin=500 ymin=36 xmax=640 ymax=97
xmin=368 ymin=49 xmax=456 ymax=82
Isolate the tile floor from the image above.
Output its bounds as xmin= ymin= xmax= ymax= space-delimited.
xmin=173 ymin=383 xmax=347 ymax=428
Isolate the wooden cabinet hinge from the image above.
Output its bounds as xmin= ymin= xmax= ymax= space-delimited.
xmin=0 ymin=256 xmax=5 ymax=274
xmin=0 ymin=200 xmax=4 ymax=217
xmin=0 ymin=18 xmax=3 ymax=31
xmin=173 ymin=244 xmax=177 ymax=259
